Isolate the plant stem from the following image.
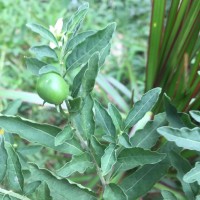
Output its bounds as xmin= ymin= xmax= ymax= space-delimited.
xmin=0 ymin=188 xmax=31 ymax=200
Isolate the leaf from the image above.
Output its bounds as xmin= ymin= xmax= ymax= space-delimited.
xmin=62 ymin=3 xmax=89 ymax=35
xmin=2 ymin=99 xmax=22 ymax=115
xmin=66 ymin=30 xmax=96 ymax=52
xmin=0 ymin=137 xmax=7 ymax=182
xmin=103 ymin=184 xmax=127 ymax=200
xmin=157 ymin=127 xmax=200 ymax=151
xmin=71 ymin=64 xmax=88 ymax=98
xmin=17 ymin=145 xmax=42 ymax=155
xmin=39 ymin=65 xmax=60 ymax=75
xmin=183 ymin=162 xmax=200 ymax=184
xmin=108 ymin=103 xmax=123 ymax=131
xmin=116 ymin=147 xmax=166 ymax=172
xmin=55 ymin=125 xmax=74 ymax=146
xmin=130 ymin=113 xmax=166 ymax=149
xmin=95 ymin=100 xmax=116 ymax=137
xmin=29 ymin=164 xmax=97 ymax=200
xmin=102 ymin=135 xmax=116 ymax=143
xmin=101 ymin=144 xmax=116 ymax=176
xmin=90 ymin=136 xmax=105 ymax=157
xmin=5 ymin=142 xmax=24 ymax=192
xmin=190 ymin=110 xmax=200 ymax=123
xmin=118 ymin=133 xmax=132 ymax=148
xmin=30 ymin=182 xmax=52 ymax=200
xmin=99 ymin=43 xmax=111 ymax=67
xmin=169 ymin=151 xmax=198 ymax=200
xmin=26 ymin=23 xmax=58 ymax=46
xmin=66 ymin=23 xmax=116 ymax=71
xmin=124 ymin=87 xmax=161 ymax=130
xmin=25 ymin=58 xmax=46 ymax=76
xmin=0 ymin=115 xmax=82 ymax=155
xmin=68 ymin=97 xmax=83 ymax=113
xmin=161 ymin=190 xmax=177 ymax=200
xmin=81 ymin=95 xmax=95 ymax=139
xmin=30 ymin=45 xmax=58 ymax=60
xmin=56 ymin=153 xmax=94 ymax=177
xmin=24 ymin=181 xmax=41 ymax=195
xmin=82 ymin=53 xmax=99 ymax=95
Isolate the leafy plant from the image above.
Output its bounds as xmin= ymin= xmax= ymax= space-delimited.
xmin=1 ymin=2 xmax=200 ymax=200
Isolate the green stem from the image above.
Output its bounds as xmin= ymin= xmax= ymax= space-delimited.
xmin=0 ymin=188 xmax=31 ymax=200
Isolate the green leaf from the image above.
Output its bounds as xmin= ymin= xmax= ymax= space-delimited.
xmin=116 ymin=147 xmax=166 ymax=172
xmin=169 ymin=151 xmax=198 ymax=200
xmin=24 ymin=181 xmax=41 ymax=195
xmin=39 ymin=65 xmax=60 ymax=75
xmin=120 ymin=158 xmax=170 ymax=199
xmin=25 ymin=58 xmax=46 ymax=76
xmin=118 ymin=133 xmax=132 ymax=148
xmin=90 ymin=136 xmax=105 ymax=157
xmin=0 ymin=115 xmax=82 ymax=155
xmin=130 ymin=113 xmax=166 ymax=149
xmin=17 ymin=145 xmax=42 ymax=155
xmin=124 ymin=88 xmax=161 ymax=130
xmin=82 ymin=53 xmax=99 ymax=95
xmin=30 ymin=45 xmax=58 ymax=60
xmin=108 ymin=103 xmax=123 ymax=131
xmin=55 ymin=125 xmax=74 ymax=146
xmin=30 ymin=182 xmax=52 ymax=200
xmin=29 ymin=164 xmax=97 ymax=200
xmin=26 ymin=23 xmax=58 ymax=46
xmin=158 ymin=127 xmax=200 ymax=151
xmin=99 ymin=43 xmax=111 ymax=67
xmin=81 ymin=95 xmax=95 ymax=139
xmin=183 ymin=162 xmax=200 ymax=184
xmin=66 ymin=23 xmax=116 ymax=71
xmin=56 ymin=153 xmax=94 ymax=177
xmin=95 ymin=100 xmax=116 ymax=137
xmin=161 ymin=190 xmax=177 ymax=200
xmin=101 ymin=144 xmax=116 ymax=176
xmin=68 ymin=97 xmax=83 ymax=113
xmin=0 ymin=137 xmax=7 ymax=182
xmin=66 ymin=30 xmax=95 ymax=52
xmin=102 ymin=135 xmax=116 ymax=143
xmin=2 ymin=99 xmax=22 ymax=115
xmin=62 ymin=3 xmax=89 ymax=35
xmin=103 ymin=184 xmax=127 ymax=200
xmin=71 ymin=64 xmax=88 ymax=98
xmin=190 ymin=110 xmax=200 ymax=123
xmin=5 ymin=142 xmax=24 ymax=192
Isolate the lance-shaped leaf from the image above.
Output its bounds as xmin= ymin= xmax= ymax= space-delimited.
xmin=124 ymin=87 xmax=161 ymax=130
xmin=55 ymin=125 xmax=74 ymax=146
xmin=68 ymin=97 xmax=83 ymax=113
xmin=0 ymin=136 xmax=7 ymax=182
xmin=5 ymin=142 xmax=24 ymax=192
xmin=103 ymin=184 xmax=127 ymax=200
xmin=2 ymin=99 xmax=22 ymax=115
xmin=56 ymin=153 xmax=94 ymax=177
xmin=81 ymin=95 xmax=95 ymax=139
xmin=95 ymin=100 xmax=116 ymax=137
xmin=71 ymin=64 xmax=88 ymax=98
xmin=66 ymin=23 xmax=116 ymax=71
xmin=116 ymin=148 xmax=166 ymax=172
xmin=62 ymin=3 xmax=89 ymax=35
xmin=169 ymin=151 xmax=198 ymax=200
xmin=0 ymin=115 xmax=82 ymax=155
xmin=157 ymin=127 xmax=200 ymax=151
xmin=29 ymin=164 xmax=97 ymax=200
xmin=82 ymin=53 xmax=99 ymax=95
xmin=161 ymin=190 xmax=177 ymax=200
xmin=25 ymin=58 xmax=47 ymax=76
xmin=118 ymin=133 xmax=132 ymax=148
xmin=190 ymin=110 xmax=200 ymax=123
xmin=183 ymin=162 xmax=200 ymax=184
xmin=108 ymin=103 xmax=123 ymax=131
xmin=101 ymin=144 xmax=116 ymax=176
xmin=91 ymin=136 xmax=105 ymax=157
xmin=30 ymin=182 xmax=52 ymax=200
xmin=66 ymin=30 xmax=96 ymax=52
xmin=130 ymin=113 xmax=166 ymax=149
xmin=24 ymin=181 xmax=41 ymax=195
xmin=26 ymin=23 xmax=58 ymax=46
xmin=99 ymin=43 xmax=111 ymax=67
xmin=39 ymin=65 xmax=60 ymax=75
xmin=30 ymin=45 xmax=58 ymax=60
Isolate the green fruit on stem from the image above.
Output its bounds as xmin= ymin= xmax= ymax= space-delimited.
xmin=36 ymin=72 xmax=69 ymax=105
